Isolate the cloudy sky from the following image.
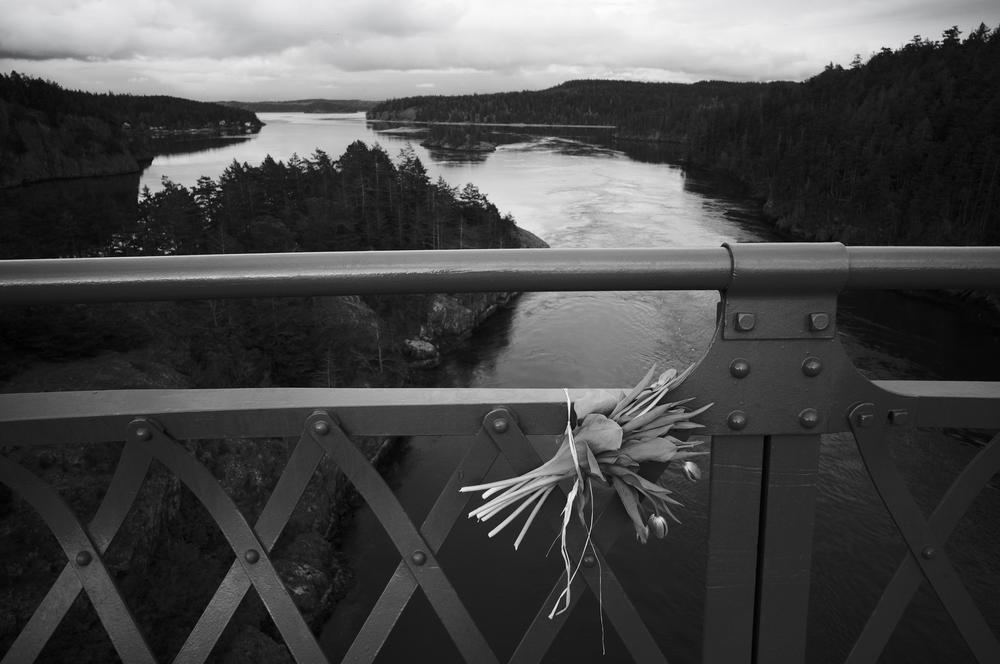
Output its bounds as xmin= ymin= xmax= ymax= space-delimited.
xmin=0 ymin=0 xmax=996 ymax=101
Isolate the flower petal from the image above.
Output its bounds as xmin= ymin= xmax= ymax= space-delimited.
xmin=573 ymin=390 xmax=620 ymax=419
xmin=618 ymin=438 xmax=679 ymax=463
xmin=574 ymin=414 xmax=624 ymax=453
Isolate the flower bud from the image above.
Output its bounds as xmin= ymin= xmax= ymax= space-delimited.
xmin=648 ymin=514 xmax=668 ymax=538
xmin=682 ymin=461 xmax=702 ymax=481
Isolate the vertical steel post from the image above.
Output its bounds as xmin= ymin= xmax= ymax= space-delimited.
xmin=703 ymin=435 xmax=765 ymax=664
xmin=753 ymin=434 xmax=821 ymax=663
xmin=700 ymin=243 xmax=848 ymax=664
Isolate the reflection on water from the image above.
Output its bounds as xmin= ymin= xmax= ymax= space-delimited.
xmin=421 ymin=147 xmax=492 ymax=165
xmin=839 ymin=290 xmax=1000 ymax=381
xmin=146 ymin=135 xmax=256 ymax=159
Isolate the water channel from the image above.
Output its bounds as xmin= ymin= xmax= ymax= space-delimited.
xmin=139 ymin=113 xmax=1000 ymax=663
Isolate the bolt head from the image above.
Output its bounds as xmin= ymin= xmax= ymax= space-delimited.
xmin=857 ymin=411 xmax=875 ymax=428
xmin=802 ymin=357 xmax=823 ymax=377
xmin=582 ymin=554 xmax=596 ymax=568
xmin=735 ymin=312 xmax=756 ymax=332
xmin=312 ymin=420 xmax=330 ymax=436
xmin=729 ymin=358 xmax=751 ymax=379
xmin=921 ymin=546 xmax=936 ymax=560
xmin=492 ymin=418 xmax=508 ymax=434
xmin=135 ymin=427 xmax=152 ymax=441
xmin=75 ymin=550 xmax=92 ymax=567
xmin=726 ymin=410 xmax=748 ymax=431
xmin=809 ymin=312 xmax=831 ymax=332
xmin=889 ymin=409 xmax=909 ymax=426
xmin=411 ymin=551 xmax=427 ymax=566
xmin=245 ymin=549 xmax=260 ymax=564
xmin=798 ymin=408 xmax=820 ymax=429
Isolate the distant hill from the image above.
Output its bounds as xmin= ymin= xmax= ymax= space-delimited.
xmin=368 ymin=79 xmax=772 ymax=141
xmin=220 ymin=99 xmax=379 ymax=113
xmin=0 ymin=72 xmax=263 ymax=186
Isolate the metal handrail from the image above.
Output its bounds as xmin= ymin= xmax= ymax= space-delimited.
xmin=2 ymin=244 xmax=1000 ymax=304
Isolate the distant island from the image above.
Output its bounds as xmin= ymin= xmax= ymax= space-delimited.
xmin=369 ymin=23 xmax=1000 ymax=248
xmin=219 ymin=99 xmax=379 ymax=113
xmin=420 ymin=135 xmax=496 ymax=152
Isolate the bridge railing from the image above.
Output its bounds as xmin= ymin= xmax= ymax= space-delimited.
xmin=1 ymin=242 xmax=998 ymax=663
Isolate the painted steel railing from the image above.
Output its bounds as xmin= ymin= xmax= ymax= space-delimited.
xmin=1 ymin=243 xmax=998 ymax=663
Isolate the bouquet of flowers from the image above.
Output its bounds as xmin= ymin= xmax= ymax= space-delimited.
xmin=460 ymin=364 xmax=710 ymax=617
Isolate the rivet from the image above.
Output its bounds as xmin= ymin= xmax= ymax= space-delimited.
xmin=801 ymin=357 xmax=823 ymax=377
xmin=411 ymin=550 xmax=427 ymax=566
xmin=921 ymin=546 xmax=936 ymax=560
xmin=134 ymin=427 xmax=151 ymax=441
xmin=734 ymin=312 xmax=756 ymax=332
xmin=798 ymin=408 xmax=820 ymax=429
xmin=729 ymin=358 xmax=751 ymax=379
xmin=889 ymin=409 xmax=909 ymax=426
xmin=312 ymin=420 xmax=330 ymax=436
xmin=582 ymin=554 xmax=596 ymax=568
xmin=492 ymin=418 xmax=508 ymax=434
xmin=809 ymin=312 xmax=830 ymax=332
xmin=726 ymin=410 xmax=748 ymax=431
xmin=857 ymin=412 xmax=875 ymax=428
xmin=245 ymin=549 xmax=260 ymax=564
xmin=75 ymin=550 xmax=92 ymax=567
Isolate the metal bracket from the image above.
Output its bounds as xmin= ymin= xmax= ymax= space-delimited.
xmin=679 ymin=241 xmax=871 ymax=435
xmin=721 ymin=242 xmax=848 ymax=341
xmin=722 ymin=294 xmax=839 ymax=340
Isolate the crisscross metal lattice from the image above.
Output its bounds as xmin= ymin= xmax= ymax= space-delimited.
xmin=847 ymin=406 xmax=1000 ymax=664
xmin=1 ymin=401 xmax=667 ymax=663
xmin=332 ymin=406 xmax=666 ymax=664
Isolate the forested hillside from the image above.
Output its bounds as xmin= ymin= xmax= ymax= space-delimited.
xmin=370 ymin=24 xmax=1000 ymax=245
xmin=0 ymin=72 xmax=263 ymax=186
xmin=1 ymin=141 xmax=539 ymax=387
xmin=369 ymin=78 xmax=776 ymax=138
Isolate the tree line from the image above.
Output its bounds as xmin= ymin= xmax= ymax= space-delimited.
xmin=131 ymin=142 xmax=520 ymax=257
xmin=0 ymin=71 xmax=262 ymax=133
xmin=370 ymin=23 xmax=1000 ymax=246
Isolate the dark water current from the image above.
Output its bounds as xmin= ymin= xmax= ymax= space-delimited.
xmin=7 ymin=113 xmax=996 ymax=662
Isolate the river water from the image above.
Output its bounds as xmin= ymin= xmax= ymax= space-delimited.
xmin=138 ymin=113 xmax=999 ymax=663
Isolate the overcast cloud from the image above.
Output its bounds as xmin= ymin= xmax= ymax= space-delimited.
xmin=0 ymin=0 xmax=996 ymax=100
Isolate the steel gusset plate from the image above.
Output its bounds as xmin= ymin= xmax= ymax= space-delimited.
xmin=847 ymin=404 xmax=1000 ymax=664
xmin=0 ymin=448 xmax=156 ymax=664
